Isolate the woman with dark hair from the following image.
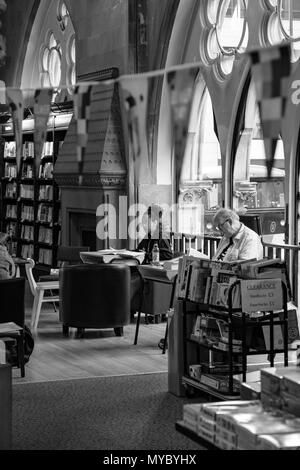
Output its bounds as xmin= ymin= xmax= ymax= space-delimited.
xmin=0 ymin=232 xmax=16 ymax=279
xmin=137 ymin=205 xmax=173 ymax=264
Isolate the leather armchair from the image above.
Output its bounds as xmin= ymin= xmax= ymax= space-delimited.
xmin=59 ymin=263 xmax=131 ymax=338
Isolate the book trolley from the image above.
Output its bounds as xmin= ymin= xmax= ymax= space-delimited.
xmin=179 ymin=259 xmax=289 ymax=401
xmin=174 ymin=256 xmax=292 ymax=449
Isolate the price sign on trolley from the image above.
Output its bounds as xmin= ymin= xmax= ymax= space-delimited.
xmin=240 ymin=278 xmax=283 ymax=313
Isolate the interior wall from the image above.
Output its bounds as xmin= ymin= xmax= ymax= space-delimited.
xmin=0 ymin=0 xmax=39 ymax=86
xmin=66 ymin=0 xmax=129 ymax=76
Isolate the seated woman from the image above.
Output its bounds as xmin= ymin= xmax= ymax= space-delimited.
xmin=0 ymin=232 xmax=16 ymax=279
xmin=136 ymin=204 xmax=173 ymax=264
xmin=131 ymin=205 xmax=173 ymax=324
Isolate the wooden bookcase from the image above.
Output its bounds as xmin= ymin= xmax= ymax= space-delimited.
xmin=0 ymin=109 xmax=72 ymax=269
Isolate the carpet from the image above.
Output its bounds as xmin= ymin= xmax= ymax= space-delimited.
xmin=12 ymin=372 xmax=206 ymax=450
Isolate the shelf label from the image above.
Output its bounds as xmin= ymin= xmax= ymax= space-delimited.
xmin=241 ymin=278 xmax=282 ymax=313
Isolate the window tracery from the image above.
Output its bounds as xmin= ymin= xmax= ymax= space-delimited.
xmin=199 ymin=0 xmax=249 ymax=79
xmin=39 ymin=1 xmax=75 ymax=101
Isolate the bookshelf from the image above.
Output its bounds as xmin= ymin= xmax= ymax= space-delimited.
xmin=0 ymin=109 xmax=71 ymax=269
xmin=177 ymin=257 xmax=290 ymax=400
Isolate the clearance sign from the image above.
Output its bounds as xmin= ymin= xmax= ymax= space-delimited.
xmin=241 ymin=279 xmax=283 ymax=313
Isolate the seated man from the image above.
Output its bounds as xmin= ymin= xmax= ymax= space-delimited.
xmin=212 ymin=209 xmax=264 ymax=351
xmin=212 ymin=208 xmax=263 ymax=262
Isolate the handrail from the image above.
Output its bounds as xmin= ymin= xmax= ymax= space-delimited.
xmin=262 ymin=241 xmax=300 ymax=251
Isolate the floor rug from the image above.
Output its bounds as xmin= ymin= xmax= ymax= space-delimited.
xmin=12 ymin=372 xmax=206 ymax=450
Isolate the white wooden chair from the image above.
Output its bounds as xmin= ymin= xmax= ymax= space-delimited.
xmin=25 ymin=258 xmax=59 ymax=330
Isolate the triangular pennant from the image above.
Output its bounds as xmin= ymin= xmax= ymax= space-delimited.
xmin=119 ymin=76 xmax=151 ymax=187
xmin=73 ymin=83 xmax=93 ymax=186
xmin=6 ymin=88 xmax=24 ymax=176
xmin=249 ymin=42 xmax=291 ymax=178
xmin=33 ymin=88 xmax=53 ymax=178
xmin=167 ymin=66 xmax=199 ymax=197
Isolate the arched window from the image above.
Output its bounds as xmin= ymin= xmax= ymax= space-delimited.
xmin=200 ymin=0 xmax=249 ymax=79
xmin=265 ymin=0 xmax=300 ymax=62
xmin=178 ymin=73 xmax=221 ymax=235
xmin=233 ymin=80 xmax=286 ymax=242
xmin=21 ymin=0 xmax=76 ymax=101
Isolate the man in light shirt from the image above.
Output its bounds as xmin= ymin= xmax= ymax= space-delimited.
xmin=212 ymin=208 xmax=263 ymax=262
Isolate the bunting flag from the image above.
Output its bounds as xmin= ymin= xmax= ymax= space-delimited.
xmin=167 ymin=66 xmax=199 ymax=197
xmin=33 ymin=88 xmax=53 ymax=178
xmin=6 ymin=88 xmax=24 ymax=175
xmin=73 ymin=83 xmax=93 ymax=186
xmin=119 ymin=76 xmax=151 ymax=189
xmin=248 ymin=42 xmax=291 ymax=178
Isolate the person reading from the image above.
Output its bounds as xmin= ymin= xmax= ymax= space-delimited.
xmin=136 ymin=204 xmax=173 ymax=264
xmin=212 ymin=208 xmax=263 ymax=262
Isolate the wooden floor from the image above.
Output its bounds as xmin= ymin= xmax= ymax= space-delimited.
xmin=12 ymin=287 xmax=168 ymax=384
xmin=11 ymin=285 xmax=297 ymax=384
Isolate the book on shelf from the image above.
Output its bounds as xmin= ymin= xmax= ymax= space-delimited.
xmin=4 ymin=162 xmax=17 ymax=178
xmin=38 ymin=185 xmax=53 ymax=201
xmin=191 ymin=315 xmax=220 ymax=345
xmin=177 ymin=255 xmax=210 ymax=299
xmin=21 ymin=244 xmax=34 ymax=259
xmin=199 ymin=372 xmax=241 ymax=393
xmin=204 ymin=276 xmax=212 ymax=303
xmin=21 ymin=162 xmax=34 ymax=178
xmin=38 ymin=227 xmax=53 ymax=244
xmin=39 ymin=162 xmax=53 ymax=179
xmin=214 ymin=340 xmax=242 ymax=353
xmin=188 ymin=261 xmax=211 ymax=302
xmin=208 ymin=269 xmax=241 ymax=308
xmin=22 ymin=142 xmax=34 ymax=158
xmin=21 ymin=225 xmax=34 ymax=241
xmin=20 ymin=184 xmax=34 ymax=199
xmin=37 ymin=204 xmax=53 ymax=223
xmin=38 ymin=248 xmax=52 ymax=265
xmin=4 ymin=141 xmax=16 ymax=158
xmin=42 ymin=141 xmax=53 ymax=157
xmin=201 ymin=362 xmax=243 ymax=375
xmin=6 ymin=204 xmax=17 ymax=218
xmin=5 ymin=222 xmax=17 ymax=237
xmin=5 ymin=182 xmax=17 ymax=198
xmin=216 ymin=319 xmax=243 ymax=345
xmin=21 ymin=205 xmax=34 ymax=221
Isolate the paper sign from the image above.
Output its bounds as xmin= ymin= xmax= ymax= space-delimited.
xmin=241 ymin=278 xmax=283 ymax=313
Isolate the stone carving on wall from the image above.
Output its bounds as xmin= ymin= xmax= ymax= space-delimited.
xmin=55 ymin=173 xmax=126 ymax=189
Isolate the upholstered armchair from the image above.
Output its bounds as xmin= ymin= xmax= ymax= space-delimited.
xmin=59 ymin=263 xmax=131 ymax=338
